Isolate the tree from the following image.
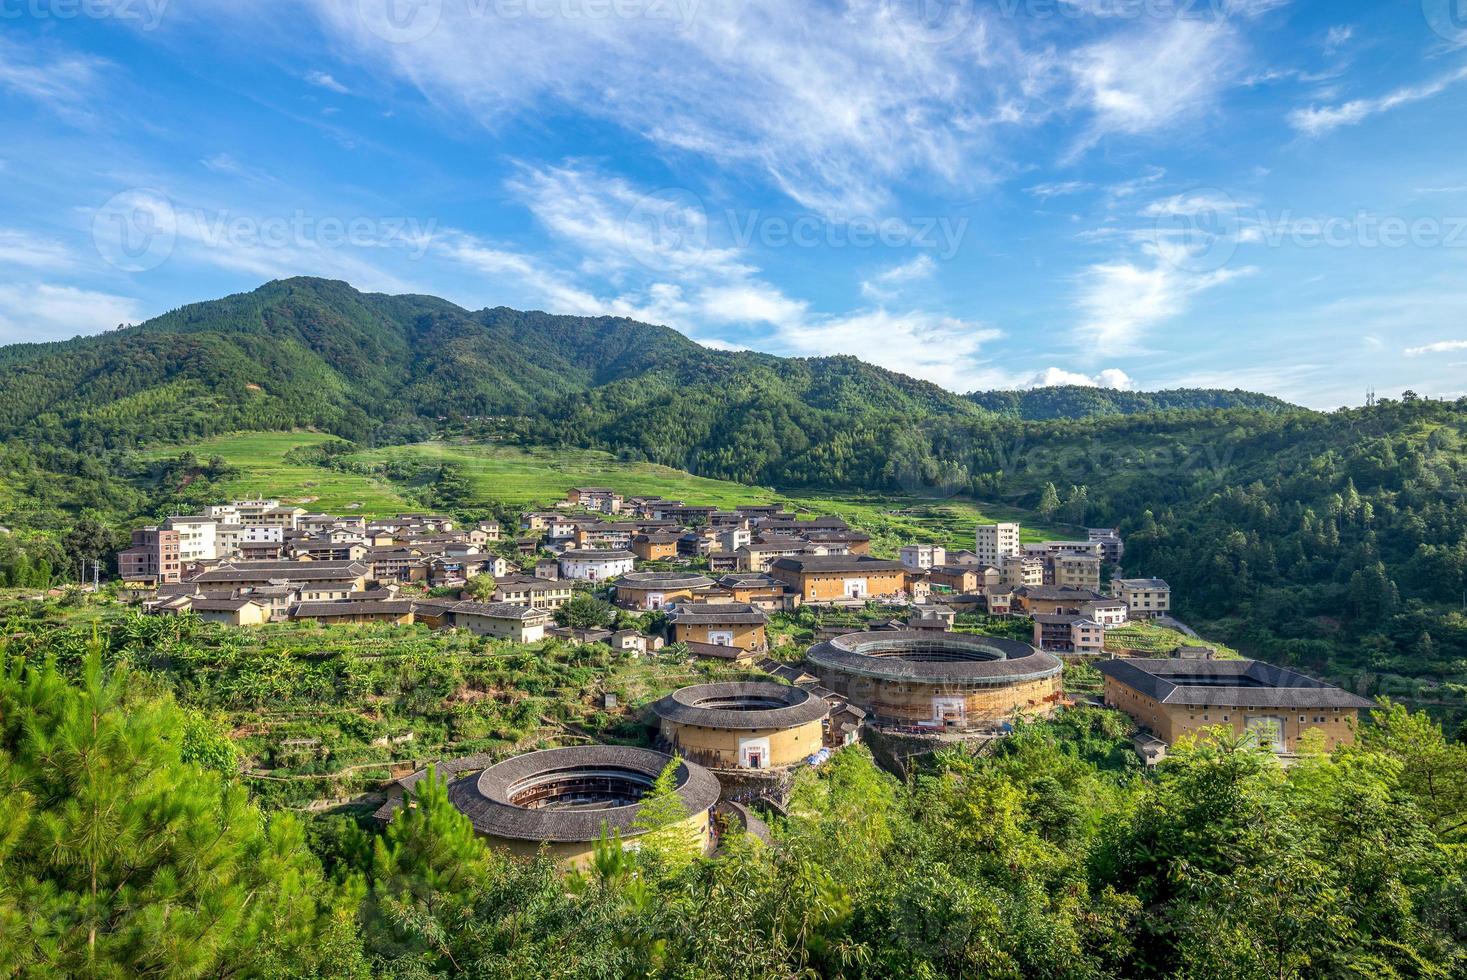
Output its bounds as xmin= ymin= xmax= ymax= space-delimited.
xmin=630 ymin=756 xmax=699 ymax=868
xmin=465 ymin=572 xmax=497 ymax=601
xmin=0 ymin=650 xmax=365 ymax=977
xmin=1037 ymin=482 xmax=1061 ymax=519
xmin=556 ymin=593 xmax=614 ymax=629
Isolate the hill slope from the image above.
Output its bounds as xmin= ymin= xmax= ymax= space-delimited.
xmin=967 ymin=385 xmax=1296 ymax=419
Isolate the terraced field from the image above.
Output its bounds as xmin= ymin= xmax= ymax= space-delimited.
xmin=145 ymin=433 xmax=1074 ymax=554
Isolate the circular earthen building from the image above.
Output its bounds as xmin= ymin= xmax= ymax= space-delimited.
xmin=650 ymin=682 xmax=829 ymax=769
xmin=805 ymin=630 xmax=1062 ymax=730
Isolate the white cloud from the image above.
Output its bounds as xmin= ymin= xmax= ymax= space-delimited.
xmin=1027 ymin=181 xmax=1092 ymax=200
xmin=1075 ymin=257 xmax=1249 ymax=350
xmin=1405 ymin=339 xmax=1467 ymax=356
xmin=1025 ymin=366 xmax=1134 ymax=389
xmin=306 ymin=70 xmax=350 ymax=94
xmin=1069 ymin=21 xmax=1242 ymax=155
xmin=780 ymin=310 xmax=1003 ymax=392
xmin=0 ymin=229 xmax=74 ymax=271
xmin=0 ymin=283 xmax=143 ymax=343
xmin=1289 ymin=65 xmax=1467 ymax=136
xmin=0 ymin=37 xmax=109 ymax=123
xmin=1323 ymin=25 xmax=1353 ymax=54
xmin=860 ymin=254 xmax=936 ymax=299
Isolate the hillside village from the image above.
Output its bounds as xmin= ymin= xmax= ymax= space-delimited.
xmin=111 ymin=486 xmax=1371 ymax=771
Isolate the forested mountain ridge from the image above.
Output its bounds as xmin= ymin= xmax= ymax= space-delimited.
xmin=967 ymin=385 xmax=1298 ymax=419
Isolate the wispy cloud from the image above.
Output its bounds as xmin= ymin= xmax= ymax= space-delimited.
xmin=0 ymin=283 xmax=143 ymax=343
xmin=0 ymin=229 xmax=74 ymax=271
xmin=1289 ymin=64 xmax=1467 ymax=136
xmin=305 ymin=70 xmax=350 ymax=94
xmin=860 ymin=254 xmax=936 ymax=300
xmin=1405 ymin=339 xmax=1467 ymax=356
xmin=0 ymin=37 xmax=109 ymax=124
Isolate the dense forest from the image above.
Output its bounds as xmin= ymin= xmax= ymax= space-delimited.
xmin=1 ymin=637 xmax=1463 ymax=978
xmin=2 ymin=277 xmax=1466 ymax=725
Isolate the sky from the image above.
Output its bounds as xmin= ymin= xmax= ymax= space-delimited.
xmin=2 ymin=0 xmax=1466 ymax=408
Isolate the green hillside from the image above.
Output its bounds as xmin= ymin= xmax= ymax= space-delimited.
xmin=967 ymin=385 xmax=1298 ymax=419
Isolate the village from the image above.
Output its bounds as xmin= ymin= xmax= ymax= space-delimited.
xmin=111 ymin=485 xmax=1373 ymax=862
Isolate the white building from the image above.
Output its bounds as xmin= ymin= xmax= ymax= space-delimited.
xmin=899 ymin=543 xmax=946 ymax=572
xmin=164 ymin=516 xmax=218 ymax=562
xmin=974 ymin=523 xmax=1021 ymax=566
xmin=558 ymin=549 xmax=636 ymax=582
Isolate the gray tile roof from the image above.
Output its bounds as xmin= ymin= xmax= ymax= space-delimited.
xmin=650 ymin=682 xmax=829 ymax=730
xmin=1094 ymin=657 xmax=1374 ymax=708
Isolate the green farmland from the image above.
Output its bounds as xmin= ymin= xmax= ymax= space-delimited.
xmin=145 ymin=432 xmax=1073 ymax=554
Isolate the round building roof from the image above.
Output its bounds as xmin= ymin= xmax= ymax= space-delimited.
xmin=650 ymin=681 xmax=829 ymax=731
xmin=447 ymin=745 xmax=720 ymax=843
xmin=617 ymin=571 xmax=716 ymax=591
xmin=806 ymin=630 xmax=1061 ymax=687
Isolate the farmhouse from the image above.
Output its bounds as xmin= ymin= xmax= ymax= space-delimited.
xmin=186 ymin=597 xmax=270 ymax=626
xmin=290 ymin=600 xmax=417 ymax=626
xmin=447 ymin=745 xmax=719 ymax=867
xmin=190 ymin=560 xmax=370 ymax=600
xmin=650 ymin=682 xmax=829 ymax=770
xmin=630 ymin=531 xmax=682 ymax=561
xmin=416 ymin=600 xmax=553 ymax=643
xmin=1095 ymin=657 xmax=1374 ymax=752
xmin=493 ymin=575 xmax=574 ymax=610
xmin=1011 ymin=585 xmax=1107 ymax=617
xmin=766 ymin=555 xmax=907 ymax=603
xmin=1113 ymin=578 xmax=1171 ymax=617
xmin=1032 ymin=614 xmax=1105 ymax=654
xmin=711 ymin=572 xmax=797 ymax=611
xmin=118 ymin=527 xmax=182 ymax=585
xmin=666 ymin=601 xmax=769 ymax=657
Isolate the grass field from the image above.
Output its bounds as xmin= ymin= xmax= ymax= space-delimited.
xmin=139 ymin=432 xmax=412 ymax=514
xmin=145 ymin=433 xmax=1076 ymax=554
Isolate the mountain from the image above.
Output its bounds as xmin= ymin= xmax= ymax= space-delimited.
xmin=966 ymin=386 xmax=1297 ymax=420
xmin=0 ymin=277 xmax=981 ymax=456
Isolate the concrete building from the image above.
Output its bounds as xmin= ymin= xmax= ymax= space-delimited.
xmin=806 ymin=631 xmax=1063 ymax=731
xmin=630 ymin=531 xmax=682 ymax=562
xmin=899 ymin=543 xmax=946 ymax=572
xmin=1095 ymin=657 xmax=1374 ymax=753
xmin=118 ymin=527 xmax=182 ymax=585
xmin=1114 ymin=578 xmax=1171 ymax=618
xmin=447 ymin=746 xmax=719 ymax=867
xmin=1053 ymin=555 xmax=1102 ymax=590
xmin=164 ymin=516 xmax=219 ymax=562
xmin=650 ymin=682 xmax=829 ymax=770
xmin=1087 ymin=527 xmax=1125 ymax=566
xmin=974 ymin=522 xmax=1021 ymax=567
xmin=1000 ymin=554 xmax=1046 ymax=588
xmin=1033 ymin=614 xmax=1105 ymax=655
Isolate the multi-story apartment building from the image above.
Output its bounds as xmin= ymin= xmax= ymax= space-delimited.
xmin=974 ymin=523 xmax=1021 ymax=566
xmin=118 ymin=527 xmax=182 ymax=585
xmin=1053 ymin=555 xmax=1102 ymax=590
xmin=1087 ymin=527 xmax=1125 ymax=566
xmin=1001 ymin=554 xmax=1046 ymax=588
xmin=1113 ymin=578 xmax=1171 ymax=618
xmin=164 ymin=516 xmax=218 ymax=562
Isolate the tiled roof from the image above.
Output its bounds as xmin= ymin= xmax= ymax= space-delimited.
xmin=650 ymin=682 xmax=828 ymax=730
xmin=1094 ymin=657 xmax=1374 ymax=708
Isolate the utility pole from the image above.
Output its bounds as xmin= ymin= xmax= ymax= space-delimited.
xmin=92 ymin=559 xmax=101 ymax=592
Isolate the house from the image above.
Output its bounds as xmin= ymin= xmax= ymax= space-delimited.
xmin=1095 ymin=657 xmax=1374 ymax=752
xmin=631 ymin=531 xmax=682 ymax=562
xmin=1033 ymin=614 xmax=1105 ymax=654
xmin=566 ymin=487 xmax=624 ymax=513
xmin=1012 ymin=585 xmax=1107 ymax=617
xmin=974 ymin=522 xmax=1021 ymax=566
xmin=576 ymin=522 xmax=638 ymax=550
xmin=558 ymin=549 xmax=636 ymax=582
xmin=908 ymin=603 xmax=956 ymax=631
xmin=190 ymin=560 xmax=370 ymax=600
xmin=1052 ymin=555 xmax=1102 ymax=590
xmin=1087 ymin=528 xmax=1124 ymax=566
xmin=1080 ymin=599 xmax=1129 ymax=627
xmin=468 ymin=521 xmax=501 ymax=545
xmin=607 ymin=629 xmax=653 ymax=654
xmin=615 ymin=571 xmax=714 ymax=610
xmin=188 ymin=597 xmax=271 ymax=626
xmin=767 ymin=555 xmax=908 ymax=602
xmin=899 ymin=543 xmax=946 ymax=572
xmin=984 ymin=588 xmax=1013 ymax=617
xmin=415 ymin=600 xmax=553 ymax=643
xmin=118 ymin=527 xmax=181 ymax=585
xmin=493 ymin=575 xmax=575 ymax=610
xmin=1114 ymin=578 xmax=1171 ymax=617
xmin=737 ymin=538 xmax=808 ymax=572
xmin=710 ymin=572 xmax=798 ymax=611
xmin=1000 ymin=554 xmax=1046 ymax=588
xmin=289 ymin=600 xmax=417 ymax=626
xmin=164 ymin=516 xmax=219 ymax=562
xmin=666 ymin=602 xmax=769 ymax=658
xmin=928 ymin=563 xmax=999 ymax=594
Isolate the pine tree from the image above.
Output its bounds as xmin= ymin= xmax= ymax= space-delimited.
xmin=630 ymin=756 xmax=699 ymax=868
xmin=1037 ymin=482 xmax=1061 ymax=519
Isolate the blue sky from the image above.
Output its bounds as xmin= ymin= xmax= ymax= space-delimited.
xmin=2 ymin=0 xmax=1466 ymax=407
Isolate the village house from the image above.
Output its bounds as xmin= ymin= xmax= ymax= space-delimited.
xmin=488 ymin=574 xmax=571 ymax=609
xmin=187 ymin=596 xmax=271 ymax=626
xmin=1012 ymin=585 xmax=1108 ymax=617
xmin=709 ymin=572 xmax=798 ymax=611
xmin=1001 ymin=554 xmax=1046 ymax=587
xmin=666 ymin=601 xmax=769 ymax=657
xmin=1095 ymin=657 xmax=1374 ymax=753
xmin=899 ymin=543 xmax=946 ymax=572
xmin=928 ymin=563 xmax=1001 ymax=594
xmin=190 ymin=560 xmax=370 ymax=600
xmin=766 ymin=555 xmax=908 ymax=603
xmin=1114 ymin=578 xmax=1171 ymax=617
xmin=1052 ymin=555 xmax=1103 ymax=590
xmin=631 ymin=531 xmax=682 ymax=561
xmin=1033 ymin=614 xmax=1105 ymax=655
xmin=290 ymin=600 xmax=417 ymax=626
xmin=974 ymin=522 xmax=1022 ymax=566
xmin=565 ymin=487 xmax=624 ymax=513
xmin=418 ymin=600 xmax=553 ymax=643
xmin=1087 ymin=527 xmax=1125 ymax=565
xmin=1080 ymin=598 xmax=1129 ymax=627
xmin=118 ymin=527 xmax=182 ymax=585
xmin=164 ymin=516 xmax=219 ymax=562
